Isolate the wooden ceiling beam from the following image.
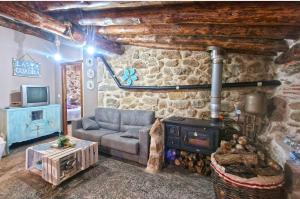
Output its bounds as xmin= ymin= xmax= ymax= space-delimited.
xmin=0 ymin=16 xmax=54 ymax=42
xmin=109 ymin=35 xmax=288 ymax=53
xmin=123 ymin=42 xmax=276 ymax=56
xmin=30 ymin=1 xmax=189 ymax=12
xmin=0 ymin=2 xmax=124 ymax=55
xmin=97 ymin=24 xmax=300 ymax=40
xmin=74 ymin=2 xmax=300 ymax=26
xmin=275 ymin=43 xmax=300 ymax=64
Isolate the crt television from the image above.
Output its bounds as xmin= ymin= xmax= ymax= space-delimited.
xmin=21 ymin=85 xmax=50 ymax=107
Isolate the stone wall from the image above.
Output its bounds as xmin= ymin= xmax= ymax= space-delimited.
xmin=96 ymin=45 xmax=300 ymax=165
xmin=97 ymin=45 xmax=275 ymax=119
xmin=262 ymin=60 xmax=300 ymax=165
xmin=66 ymin=65 xmax=81 ymax=106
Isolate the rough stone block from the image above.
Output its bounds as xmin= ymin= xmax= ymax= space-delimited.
xmin=164 ymin=60 xmax=178 ymax=67
xmin=161 ymin=51 xmax=181 ymax=59
xmin=191 ymin=100 xmax=206 ymax=109
xmin=291 ymin=111 xmax=300 ymax=122
xmin=168 ymin=92 xmax=186 ymax=100
xmin=289 ymin=102 xmax=300 ymax=110
xmin=182 ymin=59 xmax=199 ymax=67
xmin=172 ymin=101 xmax=190 ymax=109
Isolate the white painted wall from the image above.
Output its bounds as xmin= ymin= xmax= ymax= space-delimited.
xmin=0 ymin=25 xmax=98 ymax=117
xmin=0 ymin=26 xmax=57 ymax=108
xmin=55 ymin=41 xmax=83 ymax=104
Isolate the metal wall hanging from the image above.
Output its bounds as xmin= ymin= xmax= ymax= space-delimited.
xmin=122 ymin=68 xmax=138 ymax=86
xmin=86 ymin=68 xmax=95 ymax=79
xmin=12 ymin=53 xmax=40 ymax=77
xmin=86 ymin=80 xmax=95 ymax=90
xmin=86 ymin=58 xmax=94 ymax=67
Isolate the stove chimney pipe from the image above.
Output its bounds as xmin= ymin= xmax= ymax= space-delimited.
xmin=208 ymin=46 xmax=224 ymax=123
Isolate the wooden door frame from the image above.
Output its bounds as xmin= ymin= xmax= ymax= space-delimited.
xmin=61 ymin=60 xmax=84 ymax=135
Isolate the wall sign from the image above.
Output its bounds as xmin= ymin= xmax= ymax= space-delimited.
xmin=12 ymin=58 xmax=40 ymax=77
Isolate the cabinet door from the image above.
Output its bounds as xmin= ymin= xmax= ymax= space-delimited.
xmin=45 ymin=106 xmax=61 ymax=134
xmin=7 ymin=110 xmax=31 ymax=143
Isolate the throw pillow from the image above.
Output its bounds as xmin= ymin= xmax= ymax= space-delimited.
xmin=120 ymin=128 xmax=140 ymax=139
xmin=82 ymin=118 xmax=100 ymax=130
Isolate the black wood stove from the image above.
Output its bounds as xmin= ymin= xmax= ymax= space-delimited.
xmin=164 ymin=116 xmax=224 ymax=155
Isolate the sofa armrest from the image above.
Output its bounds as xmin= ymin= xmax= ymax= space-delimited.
xmin=71 ymin=116 xmax=95 ymax=130
xmin=71 ymin=119 xmax=83 ymax=130
xmin=138 ymin=126 xmax=152 ymax=165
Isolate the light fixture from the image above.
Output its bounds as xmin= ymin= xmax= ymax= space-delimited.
xmin=54 ymin=53 xmax=62 ymax=61
xmin=54 ymin=36 xmax=62 ymax=62
xmin=86 ymin=45 xmax=95 ymax=55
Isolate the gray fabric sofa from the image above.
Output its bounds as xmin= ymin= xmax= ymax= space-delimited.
xmin=72 ymin=107 xmax=155 ymax=165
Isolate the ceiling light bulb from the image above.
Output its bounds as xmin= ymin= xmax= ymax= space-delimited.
xmin=54 ymin=53 xmax=62 ymax=61
xmin=87 ymin=46 xmax=95 ymax=55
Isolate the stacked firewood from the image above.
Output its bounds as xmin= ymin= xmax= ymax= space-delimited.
xmin=174 ymin=150 xmax=211 ymax=176
xmin=214 ymin=134 xmax=282 ymax=178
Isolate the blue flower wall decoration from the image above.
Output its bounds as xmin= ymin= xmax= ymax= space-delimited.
xmin=122 ymin=68 xmax=138 ymax=86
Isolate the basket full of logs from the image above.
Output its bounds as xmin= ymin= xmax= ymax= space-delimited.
xmin=211 ymin=134 xmax=285 ymax=199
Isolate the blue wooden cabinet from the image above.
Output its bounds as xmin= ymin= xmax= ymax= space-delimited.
xmin=0 ymin=104 xmax=62 ymax=153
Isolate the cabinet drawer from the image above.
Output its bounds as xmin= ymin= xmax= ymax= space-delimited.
xmin=166 ymin=137 xmax=180 ymax=148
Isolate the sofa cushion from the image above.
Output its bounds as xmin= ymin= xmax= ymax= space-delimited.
xmin=120 ymin=109 xmax=155 ymax=131
xmin=82 ymin=118 xmax=100 ymax=130
xmin=95 ymin=108 xmax=120 ymax=131
xmin=120 ymin=128 xmax=139 ymax=139
xmin=101 ymin=133 xmax=139 ymax=154
xmin=73 ymin=128 xmax=118 ymax=142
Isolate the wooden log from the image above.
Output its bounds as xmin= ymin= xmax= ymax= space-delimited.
xmin=98 ymin=24 xmax=300 ymax=39
xmin=214 ymin=153 xmax=258 ymax=166
xmin=30 ymin=1 xmax=188 ymax=12
xmin=76 ymin=2 xmax=300 ymax=26
xmin=0 ymin=2 xmax=124 ymax=55
xmin=109 ymin=35 xmax=288 ymax=53
xmin=174 ymin=158 xmax=181 ymax=166
xmin=79 ymin=17 xmax=141 ymax=26
xmin=0 ymin=16 xmax=54 ymax=42
xmin=275 ymin=43 xmax=300 ymax=64
xmin=121 ymin=42 xmax=277 ymax=56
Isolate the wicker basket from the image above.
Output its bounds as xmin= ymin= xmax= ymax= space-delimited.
xmin=211 ymin=153 xmax=285 ymax=199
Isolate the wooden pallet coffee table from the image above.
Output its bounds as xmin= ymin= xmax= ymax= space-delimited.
xmin=26 ymin=136 xmax=98 ymax=186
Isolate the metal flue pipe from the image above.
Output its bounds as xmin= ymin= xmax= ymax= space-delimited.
xmin=208 ymin=46 xmax=224 ymax=122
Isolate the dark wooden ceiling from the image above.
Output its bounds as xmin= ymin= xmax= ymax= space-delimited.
xmin=0 ymin=1 xmax=300 ymax=62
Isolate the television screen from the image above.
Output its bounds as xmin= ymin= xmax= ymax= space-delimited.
xmin=27 ymin=87 xmax=48 ymax=103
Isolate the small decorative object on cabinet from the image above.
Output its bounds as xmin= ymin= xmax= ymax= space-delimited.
xmin=0 ymin=104 xmax=62 ymax=154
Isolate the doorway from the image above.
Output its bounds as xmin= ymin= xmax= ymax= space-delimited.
xmin=61 ymin=61 xmax=83 ymax=135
